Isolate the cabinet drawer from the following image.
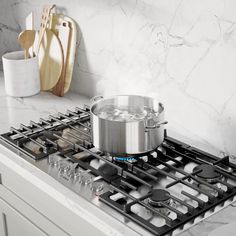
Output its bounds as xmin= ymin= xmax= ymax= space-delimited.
xmin=0 ymin=197 xmax=47 ymax=236
xmin=0 ymin=183 xmax=68 ymax=236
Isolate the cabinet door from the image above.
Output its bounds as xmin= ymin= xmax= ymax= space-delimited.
xmin=0 ymin=198 xmax=47 ymax=236
xmin=0 ymin=208 xmax=5 ymax=236
xmin=0 ymin=172 xmax=68 ymax=236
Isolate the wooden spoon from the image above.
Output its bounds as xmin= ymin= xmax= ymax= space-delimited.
xmin=18 ymin=30 xmax=36 ymax=59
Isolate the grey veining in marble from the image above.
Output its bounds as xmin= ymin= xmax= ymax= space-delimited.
xmin=0 ymin=1 xmax=236 ymax=179
xmin=178 ymin=203 xmax=236 ymax=236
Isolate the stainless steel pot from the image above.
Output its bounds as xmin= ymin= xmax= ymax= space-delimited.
xmin=90 ymin=95 xmax=167 ymax=156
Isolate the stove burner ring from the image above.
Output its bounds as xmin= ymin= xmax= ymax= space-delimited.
xmin=106 ymin=150 xmax=155 ymax=163
xmin=148 ymin=189 xmax=171 ymax=207
xmin=193 ymin=164 xmax=222 ymax=183
xmin=114 ymin=156 xmax=138 ymax=163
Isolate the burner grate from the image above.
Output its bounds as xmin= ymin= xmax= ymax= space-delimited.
xmin=0 ymin=107 xmax=92 ymax=159
xmin=99 ymin=186 xmax=236 ymax=235
xmin=98 ymin=136 xmax=236 ymax=235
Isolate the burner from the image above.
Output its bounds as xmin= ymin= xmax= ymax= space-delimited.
xmin=193 ymin=164 xmax=222 ymax=183
xmin=108 ymin=152 xmax=151 ymax=163
xmin=98 ymin=163 xmax=118 ymax=179
xmin=148 ymin=189 xmax=171 ymax=207
xmin=114 ymin=156 xmax=138 ymax=163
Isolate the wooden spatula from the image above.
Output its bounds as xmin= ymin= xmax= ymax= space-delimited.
xmin=36 ymin=4 xmax=56 ymax=53
xmin=18 ymin=30 xmax=36 ymax=59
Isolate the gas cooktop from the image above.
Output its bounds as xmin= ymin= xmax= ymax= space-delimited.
xmin=1 ymin=106 xmax=236 ymax=236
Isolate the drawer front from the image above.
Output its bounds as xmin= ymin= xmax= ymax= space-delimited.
xmin=0 ymin=173 xmax=69 ymax=236
xmin=0 ymin=197 xmax=47 ymax=236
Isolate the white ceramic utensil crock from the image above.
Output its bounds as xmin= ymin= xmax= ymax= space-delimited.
xmin=2 ymin=51 xmax=40 ymax=97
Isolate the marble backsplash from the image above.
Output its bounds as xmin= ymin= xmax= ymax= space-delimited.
xmin=0 ymin=0 xmax=236 ymax=157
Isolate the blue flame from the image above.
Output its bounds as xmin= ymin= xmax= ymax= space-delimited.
xmin=115 ymin=157 xmax=136 ymax=161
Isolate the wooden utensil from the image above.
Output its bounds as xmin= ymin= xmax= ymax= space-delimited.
xmin=50 ymin=14 xmax=77 ymax=94
xmin=36 ymin=4 xmax=55 ymax=53
xmin=18 ymin=30 xmax=36 ymax=59
xmin=38 ymin=29 xmax=63 ymax=90
xmin=25 ymin=12 xmax=34 ymax=29
xmin=52 ymin=20 xmax=71 ymax=96
xmin=25 ymin=12 xmax=35 ymax=57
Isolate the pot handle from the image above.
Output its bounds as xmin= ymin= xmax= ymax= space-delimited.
xmin=145 ymin=121 xmax=168 ymax=129
xmin=90 ymin=95 xmax=103 ymax=104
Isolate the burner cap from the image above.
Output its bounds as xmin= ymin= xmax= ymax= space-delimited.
xmin=148 ymin=189 xmax=170 ymax=207
xmin=98 ymin=164 xmax=118 ymax=178
xmin=194 ymin=164 xmax=221 ymax=180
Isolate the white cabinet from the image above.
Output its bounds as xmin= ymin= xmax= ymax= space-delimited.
xmin=0 ymin=202 xmax=5 ymax=236
xmin=0 ymin=198 xmax=47 ymax=236
xmin=0 ymin=180 xmax=68 ymax=236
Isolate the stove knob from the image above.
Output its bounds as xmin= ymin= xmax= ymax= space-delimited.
xmin=48 ymin=153 xmax=60 ymax=166
xmin=81 ymin=173 xmax=93 ymax=186
xmin=92 ymin=182 xmax=104 ymax=196
xmin=68 ymin=167 xmax=82 ymax=180
xmin=84 ymin=177 xmax=93 ymax=186
xmin=58 ymin=160 xmax=70 ymax=174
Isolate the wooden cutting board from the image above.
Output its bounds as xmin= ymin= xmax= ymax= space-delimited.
xmin=52 ymin=20 xmax=71 ymax=96
xmin=50 ymin=14 xmax=77 ymax=94
xmin=38 ymin=28 xmax=63 ymax=90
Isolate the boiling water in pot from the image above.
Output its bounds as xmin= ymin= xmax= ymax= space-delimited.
xmin=93 ymin=104 xmax=156 ymax=122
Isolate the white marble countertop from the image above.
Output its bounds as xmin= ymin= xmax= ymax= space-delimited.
xmin=0 ymin=71 xmax=90 ymax=133
xmin=0 ymin=71 xmax=235 ymax=236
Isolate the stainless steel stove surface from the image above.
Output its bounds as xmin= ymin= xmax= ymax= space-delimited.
xmin=1 ymin=106 xmax=236 ymax=236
